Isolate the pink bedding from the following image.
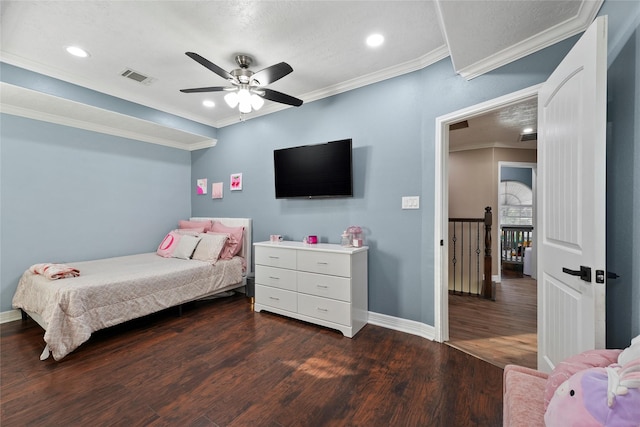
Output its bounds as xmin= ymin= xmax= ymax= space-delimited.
xmin=13 ymin=253 xmax=243 ymax=360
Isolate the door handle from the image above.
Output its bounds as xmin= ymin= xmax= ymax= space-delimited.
xmin=562 ymin=266 xmax=592 ymax=282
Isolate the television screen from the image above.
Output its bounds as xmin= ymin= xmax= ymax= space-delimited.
xmin=274 ymin=139 xmax=353 ymax=198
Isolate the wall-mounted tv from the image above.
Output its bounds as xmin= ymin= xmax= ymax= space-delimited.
xmin=274 ymin=139 xmax=353 ymax=199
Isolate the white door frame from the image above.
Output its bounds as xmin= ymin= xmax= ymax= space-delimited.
xmin=498 ymin=161 xmax=538 ymax=282
xmin=434 ymin=84 xmax=541 ymax=343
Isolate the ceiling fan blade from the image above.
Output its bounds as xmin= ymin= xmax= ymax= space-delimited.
xmin=180 ymin=86 xmax=232 ymax=93
xmin=261 ymin=88 xmax=303 ymax=107
xmin=251 ymin=62 xmax=293 ymax=86
xmin=185 ymin=52 xmax=234 ymax=81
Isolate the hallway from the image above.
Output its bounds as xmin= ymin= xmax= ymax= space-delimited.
xmin=447 ymin=275 xmax=537 ymax=369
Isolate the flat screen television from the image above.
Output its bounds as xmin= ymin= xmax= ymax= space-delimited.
xmin=274 ymin=139 xmax=353 ymax=199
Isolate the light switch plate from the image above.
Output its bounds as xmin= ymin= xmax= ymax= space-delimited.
xmin=402 ymin=196 xmax=420 ymax=209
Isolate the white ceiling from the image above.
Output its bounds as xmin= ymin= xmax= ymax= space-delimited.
xmin=0 ymin=0 xmax=601 ymax=137
xmin=449 ymin=97 xmax=539 ymax=152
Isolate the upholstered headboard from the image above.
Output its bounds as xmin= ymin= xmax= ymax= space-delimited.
xmin=190 ymin=217 xmax=252 ymax=277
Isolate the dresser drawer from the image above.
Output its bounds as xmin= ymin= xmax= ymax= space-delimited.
xmin=255 ymin=285 xmax=297 ymax=312
xmin=297 ymin=250 xmax=351 ymax=277
xmin=297 ymin=271 xmax=351 ymax=302
xmin=255 ymin=246 xmax=297 ymax=269
xmin=255 ymin=265 xmax=297 ymax=291
xmin=298 ymin=294 xmax=351 ymax=326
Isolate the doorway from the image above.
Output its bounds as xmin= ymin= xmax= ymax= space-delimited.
xmin=433 ymin=85 xmax=540 ymax=368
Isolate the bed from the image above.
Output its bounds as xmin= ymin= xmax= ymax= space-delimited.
xmin=12 ymin=217 xmax=252 ymax=361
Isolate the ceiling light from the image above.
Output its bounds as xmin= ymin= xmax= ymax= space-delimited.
xmin=366 ymin=34 xmax=384 ymax=47
xmin=224 ymin=92 xmax=239 ymax=108
xmin=522 ymin=127 xmax=534 ymax=134
xmin=65 ymin=46 xmax=90 ymax=58
xmin=202 ymin=100 xmax=215 ymax=108
xmin=224 ymin=85 xmax=264 ymax=113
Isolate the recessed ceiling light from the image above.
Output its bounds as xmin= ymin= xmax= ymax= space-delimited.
xmin=65 ymin=46 xmax=90 ymax=58
xmin=366 ymin=34 xmax=384 ymax=48
xmin=202 ymin=100 xmax=215 ymax=108
xmin=522 ymin=127 xmax=534 ymax=134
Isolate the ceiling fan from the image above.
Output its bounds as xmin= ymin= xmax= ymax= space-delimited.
xmin=180 ymin=52 xmax=303 ymax=114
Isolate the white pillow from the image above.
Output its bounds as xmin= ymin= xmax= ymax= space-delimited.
xmin=172 ymin=234 xmax=201 ymax=260
xmin=192 ymin=233 xmax=228 ymax=264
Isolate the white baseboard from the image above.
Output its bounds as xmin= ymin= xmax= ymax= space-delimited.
xmin=367 ymin=311 xmax=436 ymax=341
xmin=2 ymin=307 xmax=437 ymax=343
xmin=0 ymin=309 xmax=22 ymax=324
xmin=493 ymin=274 xmax=501 ymax=283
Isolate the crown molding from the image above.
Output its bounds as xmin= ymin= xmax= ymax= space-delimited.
xmin=215 ymin=46 xmax=450 ymax=128
xmin=0 ymin=83 xmax=217 ymax=151
xmin=449 ymin=141 xmax=537 ymax=153
xmin=457 ymin=0 xmax=603 ymax=80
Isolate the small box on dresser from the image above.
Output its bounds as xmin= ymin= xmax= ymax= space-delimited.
xmin=253 ymin=241 xmax=368 ymax=338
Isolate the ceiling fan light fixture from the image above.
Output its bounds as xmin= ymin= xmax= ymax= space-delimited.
xmin=237 ymin=87 xmax=253 ymax=113
xmin=224 ymin=92 xmax=239 ymax=108
xmin=239 ymin=101 xmax=251 ymax=114
xmin=251 ymin=94 xmax=264 ymax=110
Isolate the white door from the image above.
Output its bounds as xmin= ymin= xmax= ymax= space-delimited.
xmin=537 ymin=16 xmax=608 ymax=372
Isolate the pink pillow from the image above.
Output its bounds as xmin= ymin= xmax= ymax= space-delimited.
xmin=543 ymin=349 xmax=622 ymax=410
xmin=178 ymin=219 xmax=213 ymax=232
xmin=210 ymin=222 xmax=244 ymax=258
xmin=175 ymin=227 xmax=205 ymax=235
xmin=157 ymin=231 xmax=182 ymax=258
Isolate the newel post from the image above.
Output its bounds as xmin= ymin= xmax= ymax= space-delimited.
xmin=483 ymin=206 xmax=493 ymax=299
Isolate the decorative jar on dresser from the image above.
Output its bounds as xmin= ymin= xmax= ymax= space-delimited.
xmin=253 ymin=241 xmax=368 ymax=338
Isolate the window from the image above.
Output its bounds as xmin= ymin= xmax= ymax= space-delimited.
xmin=499 ymin=181 xmax=532 ymax=226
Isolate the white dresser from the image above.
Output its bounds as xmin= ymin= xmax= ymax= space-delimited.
xmin=253 ymin=241 xmax=368 ymax=338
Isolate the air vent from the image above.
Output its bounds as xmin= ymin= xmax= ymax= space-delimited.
xmin=520 ymin=132 xmax=538 ymax=142
xmin=449 ymin=120 xmax=469 ymax=131
xmin=120 ymin=68 xmax=155 ymax=85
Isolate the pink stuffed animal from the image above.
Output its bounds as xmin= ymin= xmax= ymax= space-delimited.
xmin=545 ymin=359 xmax=640 ymax=426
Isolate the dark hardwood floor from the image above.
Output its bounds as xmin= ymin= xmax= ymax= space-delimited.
xmin=1 ymin=294 xmax=503 ymax=426
xmin=448 ymin=275 xmax=537 ymax=369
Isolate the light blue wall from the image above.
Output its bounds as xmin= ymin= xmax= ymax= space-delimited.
xmin=605 ymin=1 xmax=640 ymax=347
xmin=1 ymin=0 xmax=638 ymax=342
xmin=0 ymin=114 xmax=193 ymax=311
xmin=501 ymin=167 xmax=533 ymax=189
xmin=190 ymin=35 xmax=578 ymax=323
xmin=0 ymin=63 xmax=218 ymax=138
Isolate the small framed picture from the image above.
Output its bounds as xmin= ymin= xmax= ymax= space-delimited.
xmin=212 ymin=182 xmax=223 ymax=199
xmin=197 ymin=178 xmax=207 ymax=195
xmin=230 ymin=173 xmax=242 ymax=191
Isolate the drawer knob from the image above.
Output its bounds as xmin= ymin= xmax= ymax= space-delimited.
xmin=269 ymin=276 xmax=280 ymax=280
xmin=316 ymin=307 xmax=329 ymax=312
xmin=269 ymin=256 xmax=280 ymax=259
xmin=269 ymin=296 xmax=280 ymax=301
xmin=317 ymin=284 xmax=328 ymax=289
xmin=317 ymin=261 xmax=329 ymax=265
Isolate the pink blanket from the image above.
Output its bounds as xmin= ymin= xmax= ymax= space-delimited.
xmin=29 ymin=263 xmax=80 ymax=280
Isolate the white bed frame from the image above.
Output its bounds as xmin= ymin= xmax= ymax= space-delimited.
xmin=22 ymin=217 xmax=252 ymax=352
xmin=191 ymin=217 xmax=253 ymax=286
